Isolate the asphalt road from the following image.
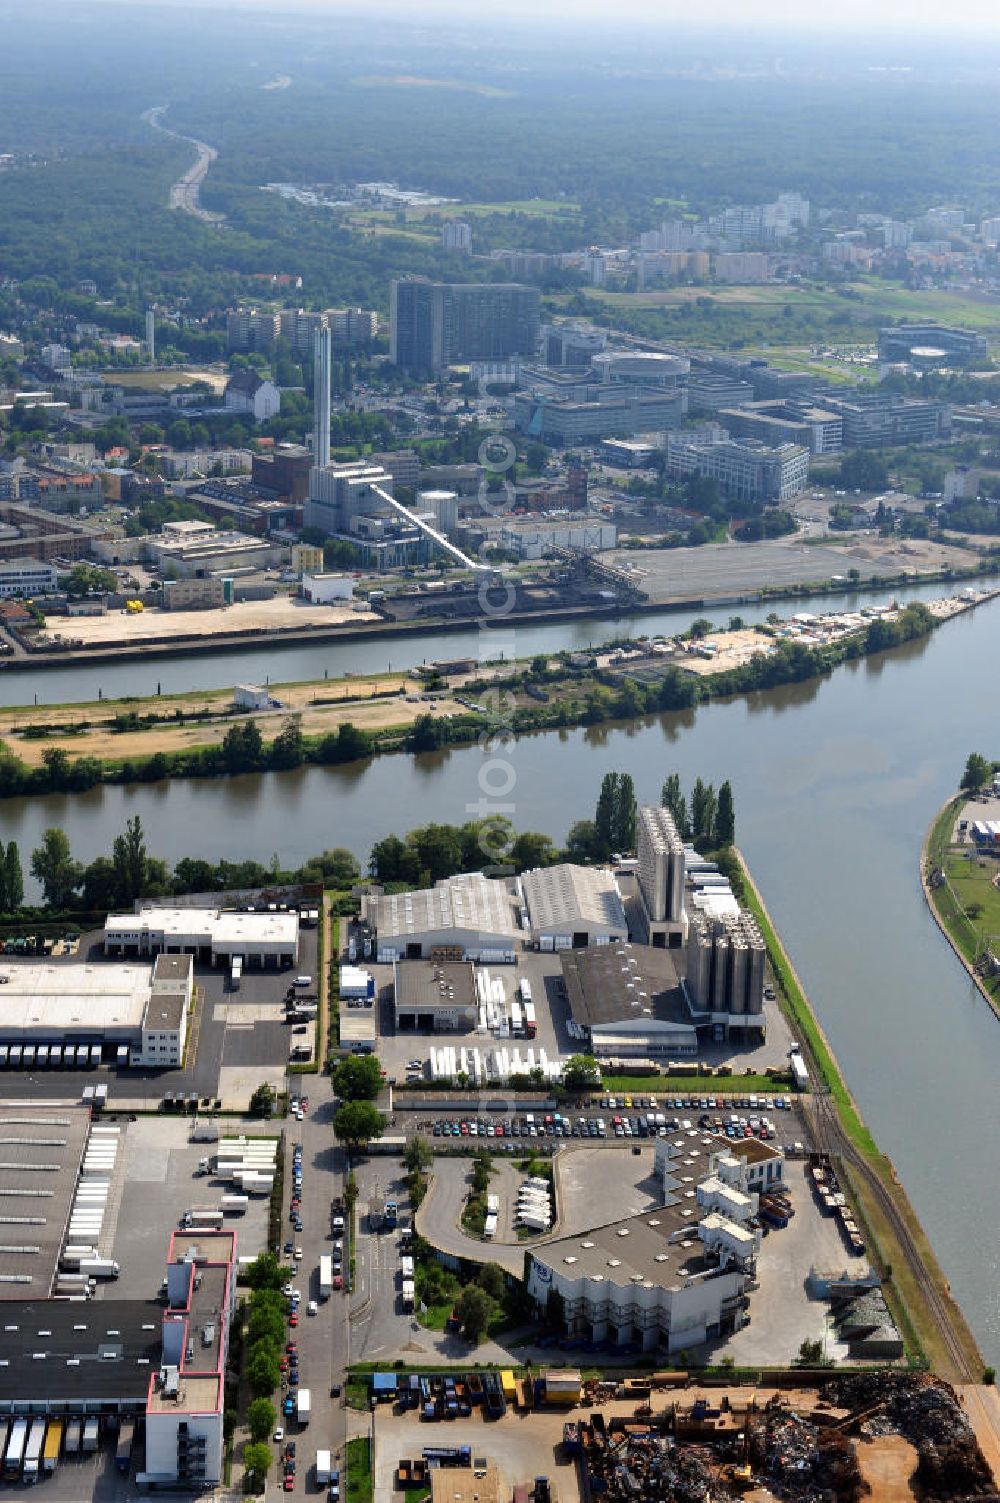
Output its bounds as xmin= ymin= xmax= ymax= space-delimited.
xmin=280 ymin=1083 xmax=349 ymax=1498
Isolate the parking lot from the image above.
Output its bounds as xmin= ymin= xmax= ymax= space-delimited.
xmin=373 ymin=1406 xmax=583 ymax=1503
xmin=104 ymin=1117 xmax=274 ymax=1301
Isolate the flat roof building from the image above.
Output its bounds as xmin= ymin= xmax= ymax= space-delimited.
xmin=368 ymin=874 xmax=520 ymax=963
xmin=393 ymin=960 xmax=479 ymax=1032
xmin=104 ymin=907 xmax=299 ymax=968
xmin=560 ymin=943 xmax=698 ymax=1058
xmin=521 ymin=863 xmax=628 ymax=949
xmin=0 ymin=962 xmax=154 ymax=1044
xmin=664 ymin=433 xmax=809 ymax=504
xmin=0 ymin=1104 xmax=91 ymax=1298
xmin=0 ymin=1300 xmax=162 ymax=1415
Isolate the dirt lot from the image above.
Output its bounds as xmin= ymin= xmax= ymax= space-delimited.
xmin=855 ymin=1435 xmax=919 ymax=1503
xmin=37 ymin=594 xmax=378 ymax=646
xmin=0 ymin=670 xmax=462 ymax=764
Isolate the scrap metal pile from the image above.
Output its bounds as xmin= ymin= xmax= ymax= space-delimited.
xmin=822 ymin=1371 xmax=999 ymax=1501
xmin=580 ymin=1372 xmax=996 ymax=1503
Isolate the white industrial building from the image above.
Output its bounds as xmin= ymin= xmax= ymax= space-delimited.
xmin=527 ymin=1132 xmax=759 ymax=1354
xmin=0 ymin=955 xmax=192 ymax=1066
xmin=300 ymin=572 xmax=354 ymax=603
xmin=104 ymin=907 xmax=299 ymax=968
xmin=233 ymin=683 xmax=272 ymax=711
xmin=0 ymin=559 xmax=59 ymax=597
xmin=367 ymin=873 xmax=520 ymax=962
xmin=521 ymin=863 xmax=628 ymax=949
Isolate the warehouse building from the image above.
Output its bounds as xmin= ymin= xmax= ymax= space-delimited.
xmin=560 ymin=943 xmax=698 ymax=1058
xmin=104 ymin=907 xmax=299 ymax=968
xmin=393 ymin=960 xmax=479 ymax=1032
xmin=636 ymin=805 xmax=686 ymax=946
xmin=521 ymin=863 xmax=628 ymax=949
xmin=0 ymin=1301 xmax=162 ymax=1417
xmin=367 ymin=873 xmax=520 ymax=963
xmin=0 ymin=962 xmax=154 ymax=1053
xmin=135 ymin=955 xmax=194 ymax=1068
xmin=0 ymin=1104 xmax=91 ymax=1298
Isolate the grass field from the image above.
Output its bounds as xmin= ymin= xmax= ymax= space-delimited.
xmin=925 ymin=796 xmax=1000 ymax=1010
xmin=346 ymin=1437 xmax=373 ymax=1503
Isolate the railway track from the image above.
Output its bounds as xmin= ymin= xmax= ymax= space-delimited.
xmin=808 ymin=1088 xmax=975 ymax=1381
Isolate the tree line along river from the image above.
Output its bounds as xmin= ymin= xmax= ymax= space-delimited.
xmin=0 ymin=578 xmax=998 ymax=1366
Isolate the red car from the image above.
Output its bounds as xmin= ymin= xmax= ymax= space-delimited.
xmin=289 ymin=1312 xmax=298 ymax=1327
xmin=331 ymin=1274 xmax=343 ymax=1291
xmin=280 ymin=1357 xmax=289 ymax=1372
xmin=283 ymin=1476 xmax=295 ymax=1491
xmin=286 ymin=1342 xmax=297 ymax=1355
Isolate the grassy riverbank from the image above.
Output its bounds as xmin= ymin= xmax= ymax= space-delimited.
xmin=734 ymin=851 xmax=985 ymax=1381
xmin=923 ymin=794 xmax=1000 ymax=1016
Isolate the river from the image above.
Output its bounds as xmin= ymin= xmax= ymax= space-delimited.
xmin=0 ymin=576 xmax=959 ymax=708
xmin=1 ymin=584 xmax=998 ymax=1365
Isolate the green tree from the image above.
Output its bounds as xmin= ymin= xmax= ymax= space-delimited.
xmin=308 ymin=848 xmax=361 ymax=888
xmin=332 ymin=1053 xmax=382 ymax=1101
xmin=595 ymin=771 xmax=636 ymax=857
xmin=246 ymin=1398 xmax=277 ymax=1444
xmin=249 ymin=1083 xmax=275 ymax=1118
xmin=247 ymin=1304 xmax=285 ymax=1347
xmin=111 ymin=815 xmax=149 ymax=906
xmin=961 ymin=752 xmax=992 ymax=792
xmin=509 ymin=831 xmax=559 ymax=871
xmin=714 ymin=780 xmax=736 ymax=847
xmin=562 ymin=1053 xmax=600 ymax=1090
xmin=41 ymin=746 xmax=72 ymax=788
xmin=222 ymin=719 xmax=265 ymax=774
xmin=471 ymin=1151 xmax=492 ymax=1194
xmin=30 ymin=827 xmax=83 ymax=909
xmin=244 ymin=1252 xmax=285 ymax=1292
xmin=453 ymin=1284 xmax=495 ymax=1343
xmin=243 ymin=1440 xmax=273 ymax=1488
xmin=475 ymin=1263 xmax=507 ymax=1302
xmin=690 ymin=778 xmax=717 ymax=844
xmin=246 ymin=1344 xmax=281 ymax=1396
xmin=564 ymin=819 xmax=599 ymax=863
xmin=334 ymin=1100 xmax=386 ymax=1148
xmin=661 ymin=773 xmax=690 ymax=838
xmin=403 ymin=1136 xmax=433 ymax=1174
xmin=270 ymin=716 xmax=305 ymax=770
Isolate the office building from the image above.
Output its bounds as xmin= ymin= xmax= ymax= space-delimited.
xmin=144 ymin=1230 xmax=238 ymax=1486
xmin=664 ymin=434 xmax=809 ymax=504
xmin=591 ymin=350 xmax=690 ymax=391
xmin=877 ymin=323 xmax=988 ymax=367
xmin=824 ymin=392 xmax=952 ymax=446
xmin=716 ymin=399 xmax=843 ymax=455
xmin=687 ymin=373 xmax=756 ymax=413
xmin=514 ymin=388 xmax=683 ymax=445
xmin=0 ymin=558 xmax=59 ymax=597
xmin=636 ymin=805 xmax=686 ymax=937
xmin=542 ymin=322 xmax=608 ymax=367
xmin=390 ymin=278 xmax=540 ymax=371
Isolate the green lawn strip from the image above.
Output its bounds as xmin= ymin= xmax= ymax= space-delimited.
xmin=925 ymin=796 xmax=1000 ymax=1005
xmin=600 ymin=1073 xmax=789 ymax=1096
xmin=346 ymin=1437 xmax=373 ymax=1503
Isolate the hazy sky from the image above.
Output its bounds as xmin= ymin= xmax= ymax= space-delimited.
xmin=100 ymin=0 xmax=1000 ymax=30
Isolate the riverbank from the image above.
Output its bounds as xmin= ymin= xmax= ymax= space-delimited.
xmin=734 ymin=852 xmax=985 ymax=1383
xmin=0 ymin=591 xmax=988 ymax=799
xmin=921 ymin=794 xmax=1000 ymax=1020
xmin=2 ymin=558 xmax=993 ymax=674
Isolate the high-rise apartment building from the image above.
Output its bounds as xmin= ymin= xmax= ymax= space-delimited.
xmin=442 ymin=220 xmax=473 ymax=254
xmin=390 ymin=278 xmax=541 ymax=370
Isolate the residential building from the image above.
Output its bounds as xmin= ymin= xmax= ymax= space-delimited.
xmin=390 ymin=278 xmax=540 ymax=370
xmin=713 ymin=252 xmax=771 ymax=283
xmin=0 ymin=558 xmax=59 ymax=596
xmin=40 ymin=342 xmax=72 ymax=372
xmin=325 ymin=307 xmax=379 ymax=345
xmin=442 ymin=220 xmax=473 ymax=254
xmin=222 ymin=372 xmax=280 ymax=422
xmin=226 ymin=307 xmax=281 ymax=352
xmin=664 ymin=434 xmax=809 ymax=503
xmin=279 ymin=307 xmax=329 ymax=357
xmin=158 ymin=449 xmax=253 ymax=480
